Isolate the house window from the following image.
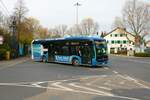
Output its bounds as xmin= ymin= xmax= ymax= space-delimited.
xmin=115 ymin=34 xmax=117 ymax=37
xmin=111 ymin=40 xmax=114 ymax=44
xmin=117 ymin=40 xmax=121 ymax=44
xmin=120 ymin=34 xmax=123 ymax=37
xmin=132 ymin=42 xmax=134 ymax=45
xmin=123 ymin=40 xmax=127 ymax=44
xmin=110 ymin=34 xmax=112 ymax=37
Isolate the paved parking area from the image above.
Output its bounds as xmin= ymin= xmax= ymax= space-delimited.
xmin=0 ymin=74 xmax=150 ymax=100
xmin=0 ymin=55 xmax=150 ymax=100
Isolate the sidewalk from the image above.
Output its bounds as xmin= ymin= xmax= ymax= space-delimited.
xmin=110 ymin=54 xmax=150 ymax=58
xmin=109 ymin=54 xmax=134 ymax=58
xmin=0 ymin=56 xmax=30 ymax=69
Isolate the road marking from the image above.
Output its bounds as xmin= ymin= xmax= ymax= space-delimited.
xmin=87 ymin=77 xmax=103 ymax=85
xmin=69 ymin=83 xmax=113 ymax=96
xmin=13 ymin=75 xmax=100 ymax=84
xmin=104 ymin=82 xmax=125 ymax=89
xmin=0 ymin=82 xmax=140 ymax=100
xmin=86 ymin=83 xmax=112 ymax=91
xmin=120 ymin=81 xmax=125 ymax=85
xmin=31 ymin=82 xmax=45 ymax=88
xmin=118 ymin=74 xmax=150 ymax=89
xmin=73 ymin=75 xmax=108 ymax=80
xmin=125 ymin=76 xmax=150 ymax=89
xmin=51 ymin=82 xmax=73 ymax=91
xmin=69 ymin=83 xmax=140 ymax=100
xmin=113 ymin=70 xmax=119 ymax=74
xmin=104 ymin=67 xmax=109 ymax=70
xmin=112 ymin=95 xmax=140 ymax=100
xmin=98 ymin=86 xmax=112 ymax=90
xmin=0 ymin=75 xmax=142 ymax=100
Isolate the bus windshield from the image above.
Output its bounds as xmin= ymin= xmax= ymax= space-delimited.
xmin=95 ymin=40 xmax=107 ymax=55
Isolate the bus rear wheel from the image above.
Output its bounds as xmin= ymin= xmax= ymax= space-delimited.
xmin=72 ymin=58 xmax=80 ymax=66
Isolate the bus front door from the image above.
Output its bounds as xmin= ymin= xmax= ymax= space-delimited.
xmin=48 ymin=46 xmax=55 ymax=62
xmin=80 ymin=46 xmax=91 ymax=65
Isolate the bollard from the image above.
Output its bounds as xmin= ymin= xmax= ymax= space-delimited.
xmin=6 ymin=51 xmax=10 ymax=60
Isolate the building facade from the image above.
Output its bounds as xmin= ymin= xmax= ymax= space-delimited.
xmin=104 ymin=27 xmax=135 ymax=55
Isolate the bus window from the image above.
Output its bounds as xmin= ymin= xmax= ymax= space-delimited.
xmin=62 ymin=46 xmax=69 ymax=55
xmin=70 ymin=46 xmax=77 ymax=55
xmin=55 ymin=46 xmax=69 ymax=56
xmin=95 ymin=40 xmax=107 ymax=55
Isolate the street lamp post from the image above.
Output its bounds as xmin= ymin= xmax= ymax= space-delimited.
xmin=74 ymin=2 xmax=81 ymax=25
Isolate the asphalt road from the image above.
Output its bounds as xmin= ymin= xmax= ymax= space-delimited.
xmin=0 ymin=55 xmax=150 ymax=100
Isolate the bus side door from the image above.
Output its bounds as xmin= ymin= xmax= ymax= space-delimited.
xmin=48 ymin=44 xmax=55 ymax=62
xmin=80 ymin=46 xmax=92 ymax=64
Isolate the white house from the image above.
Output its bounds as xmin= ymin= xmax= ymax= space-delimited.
xmin=104 ymin=27 xmax=135 ymax=55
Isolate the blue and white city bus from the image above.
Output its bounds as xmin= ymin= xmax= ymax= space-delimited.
xmin=31 ymin=37 xmax=108 ymax=66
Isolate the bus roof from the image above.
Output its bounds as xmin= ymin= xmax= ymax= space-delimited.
xmin=32 ymin=36 xmax=105 ymax=44
xmin=64 ymin=36 xmax=105 ymax=41
xmin=32 ymin=39 xmax=45 ymax=44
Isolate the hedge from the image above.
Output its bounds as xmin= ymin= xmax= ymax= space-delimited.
xmin=134 ymin=52 xmax=150 ymax=57
xmin=0 ymin=48 xmax=7 ymax=60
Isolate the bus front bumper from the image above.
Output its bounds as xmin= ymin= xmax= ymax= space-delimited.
xmin=92 ymin=58 xmax=108 ymax=66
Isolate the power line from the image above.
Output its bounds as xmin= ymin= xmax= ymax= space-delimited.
xmin=0 ymin=0 xmax=10 ymax=14
xmin=0 ymin=5 xmax=9 ymax=17
xmin=0 ymin=0 xmax=10 ymax=16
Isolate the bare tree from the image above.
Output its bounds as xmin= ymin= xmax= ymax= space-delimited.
xmin=123 ymin=0 xmax=150 ymax=46
xmin=14 ymin=0 xmax=28 ymax=24
xmin=0 ymin=12 xmax=9 ymax=31
xmin=13 ymin=0 xmax=28 ymax=42
xmin=66 ymin=18 xmax=99 ymax=36
xmin=65 ymin=26 xmax=74 ymax=36
xmin=64 ymin=24 xmax=84 ymax=36
xmin=80 ymin=18 xmax=99 ymax=35
xmin=54 ymin=25 xmax=67 ymax=37
xmin=112 ymin=17 xmax=125 ymax=29
xmin=48 ymin=28 xmax=61 ymax=38
xmin=0 ymin=12 xmax=4 ymax=27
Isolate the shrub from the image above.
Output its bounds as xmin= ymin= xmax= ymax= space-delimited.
xmin=0 ymin=48 xmax=7 ymax=60
xmin=134 ymin=52 xmax=150 ymax=57
xmin=0 ymin=43 xmax=11 ymax=60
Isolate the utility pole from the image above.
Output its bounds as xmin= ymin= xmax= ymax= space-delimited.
xmin=10 ymin=16 xmax=18 ymax=58
xmin=12 ymin=16 xmax=17 ymax=37
xmin=74 ymin=2 xmax=81 ymax=25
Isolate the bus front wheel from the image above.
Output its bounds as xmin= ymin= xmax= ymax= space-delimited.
xmin=72 ymin=58 xmax=80 ymax=66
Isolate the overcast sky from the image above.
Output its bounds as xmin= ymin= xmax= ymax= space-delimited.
xmin=1 ymin=0 xmax=150 ymax=32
